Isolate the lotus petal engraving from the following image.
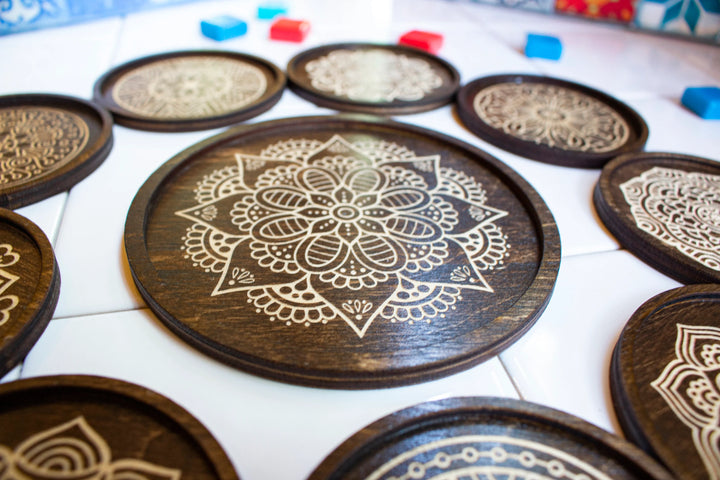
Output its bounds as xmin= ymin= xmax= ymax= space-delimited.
xmin=652 ymin=323 xmax=720 ymax=478
xmin=0 ymin=417 xmax=181 ymax=480
xmin=176 ymin=134 xmax=511 ymax=337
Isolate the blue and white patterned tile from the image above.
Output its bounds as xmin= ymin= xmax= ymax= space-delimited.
xmin=634 ymin=0 xmax=720 ymax=42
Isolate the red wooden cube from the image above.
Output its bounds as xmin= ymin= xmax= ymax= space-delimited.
xmin=398 ymin=30 xmax=444 ymax=54
xmin=270 ymin=18 xmax=310 ymax=42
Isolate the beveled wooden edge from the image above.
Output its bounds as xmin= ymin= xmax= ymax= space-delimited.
xmin=123 ymin=114 xmax=560 ymax=389
xmin=92 ymin=50 xmax=286 ymax=132
xmin=0 ymin=93 xmax=113 ymax=209
xmin=594 ymin=151 xmax=720 ymax=284
xmin=286 ymin=43 xmax=461 ymax=115
xmin=308 ymin=396 xmax=674 ymax=480
xmin=0 ymin=208 xmax=60 ymax=377
xmin=456 ymin=74 xmax=649 ymax=168
xmin=0 ymin=374 xmax=240 ymax=480
xmin=610 ymin=284 xmax=720 ymax=469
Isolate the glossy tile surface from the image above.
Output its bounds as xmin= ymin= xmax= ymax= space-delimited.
xmin=2 ymin=1 xmax=719 ymax=479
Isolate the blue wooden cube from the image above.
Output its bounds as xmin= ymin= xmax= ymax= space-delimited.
xmin=258 ymin=3 xmax=288 ymax=19
xmin=200 ymin=15 xmax=247 ymax=41
xmin=681 ymin=87 xmax=720 ymax=120
xmin=525 ymin=33 xmax=562 ymax=60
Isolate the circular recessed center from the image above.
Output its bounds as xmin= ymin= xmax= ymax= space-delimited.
xmin=333 ymin=205 xmax=360 ymax=221
xmin=537 ymin=108 xmax=565 ymax=121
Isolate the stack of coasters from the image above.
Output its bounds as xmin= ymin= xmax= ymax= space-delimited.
xmin=286 ymin=43 xmax=460 ymax=115
xmin=0 ymin=375 xmax=240 ymax=479
xmin=594 ymin=152 xmax=720 ymax=284
xmin=0 ymin=209 xmax=59 ymax=377
xmin=0 ymin=93 xmax=113 ymax=209
xmin=456 ymin=74 xmax=648 ymax=168
xmin=93 ymin=50 xmax=285 ymax=131
xmin=611 ymin=284 xmax=720 ymax=480
xmin=309 ymin=397 xmax=673 ymax=479
xmin=124 ymin=115 xmax=560 ymax=388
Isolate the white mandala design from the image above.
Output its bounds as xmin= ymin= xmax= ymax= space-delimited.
xmin=473 ymin=82 xmax=630 ymax=153
xmin=366 ymin=435 xmax=613 ymax=480
xmin=112 ymin=57 xmax=268 ymax=120
xmin=304 ymin=49 xmax=443 ymax=103
xmin=176 ymin=135 xmax=510 ymax=338
xmin=652 ymin=324 xmax=720 ymax=479
xmin=620 ymin=167 xmax=720 ymax=271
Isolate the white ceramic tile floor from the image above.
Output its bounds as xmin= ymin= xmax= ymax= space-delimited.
xmin=2 ymin=1 xmax=719 ymax=479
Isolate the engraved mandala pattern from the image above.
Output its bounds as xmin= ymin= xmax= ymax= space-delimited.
xmin=0 ymin=416 xmax=181 ymax=480
xmin=365 ymin=435 xmax=613 ymax=480
xmin=112 ymin=57 xmax=268 ymax=119
xmin=0 ymin=107 xmax=89 ymax=188
xmin=176 ymin=135 xmax=510 ymax=338
xmin=473 ymin=82 xmax=630 ymax=153
xmin=0 ymin=243 xmax=21 ymax=327
xmin=304 ymin=49 xmax=443 ymax=102
xmin=621 ymin=167 xmax=720 ymax=271
xmin=652 ymin=323 xmax=720 ymax=478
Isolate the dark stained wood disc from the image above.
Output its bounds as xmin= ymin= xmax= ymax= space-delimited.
xmin=0 ymin=208 xmax=59 ymax=377
xmin=594 ymin=152 xmax=720 ymax=284
xmin=308 ymin=396 xmax=674 ymax=480
xmin=610 ymin=284 xmax=720 ymax=480
xmin=286 ymin=43 xmax=460 ymax=115
xmin=0 ymin=374 xmax=239 ymax=479
xmin=124 ymin=115 xmax=560 ymax=388
xmin=93 ymin=50 xmax=286 ymax=132
xmin=456 ymin=74 xmax=648 ymax=168
xmin=0 ymin=93 xmax=113 ymax=209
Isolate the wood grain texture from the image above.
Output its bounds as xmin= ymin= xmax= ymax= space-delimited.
xmin=456 ymin=74 xmax=648 ymax=168
xmin=594 ymin=152 xmax=720 ymax=284
xmin=0 ymin=208 xmax=59 ymax=377
xmin=0 ymin=375 xmax=240 ymax=479
xmin=93 ymin=50 xmax=286 ymax=132
xmin=286 ymin=43 xmax=460 ymax=115
xmin=0 ymin=93 xmax=113 ymax=209
xmin=611 ymin=284 xmax=720 ymax=480
xmin=124 ymin=115 xmax=560 ymax=389
xmin=308 ymin=396 xmax=674 ymax=480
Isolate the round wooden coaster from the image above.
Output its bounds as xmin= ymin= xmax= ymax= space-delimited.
xmin=0 ymin=93 xmax=113 ymax=209
xmin=594 ymin=152 xmax=720 ymax=284
xmin=93 ymin=50 xmax=286 ymax=132
xmin=456 ymin=74 xmax=648 ymax=168
xmin=286 ymin=43 xmax=460 ymax=115
xmin=0 ymin=375 xmax=239 ymax=479
xmin=610 ymin=284 xmax=720 ymax=480
xmin=0 ymin=208 xmax=59 ymax=377
xmin=308 ymin=396 xmax=673 ymax=480
xmin=124 ymin=115 xmax=560 ymax=388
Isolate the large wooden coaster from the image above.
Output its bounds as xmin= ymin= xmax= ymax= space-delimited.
xmin=456 ymin=74 xmax=648 ymax=168
xmin=93 ymin=50 xmax=285 ymax=132
xmin=125 ymin=115 xmax=560 ymax=388
xmin=286 ymin=43 xmax=460 ymax=115
xmin=0 ymin=375 xmax=239 ymax=479
xmin=0 ymin=93 xmax=113 ymax=209
xmin=594 ymin=152 xmax=720 ymax=284
xmin=0 ymin=208 xmax=59 ymax=377
xmin=611 ymin=284 xmax=720 ymax=480
xmin=308 ymin=396 xmax=673 ymax=480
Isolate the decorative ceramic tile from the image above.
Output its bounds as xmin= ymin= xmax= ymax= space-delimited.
xmin=469 ymin=0 xmax=555 ymax=13
xmin=634 ymin=0 xmax=720 ymax=41
xmin=555 ymin=0 xmax=637 ymax=22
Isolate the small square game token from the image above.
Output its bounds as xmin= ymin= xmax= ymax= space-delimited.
xmin=200 ymin=15 xmax=247 ymax=41
xmin=398 ymin=30 xmax=444 ymax=54
xmin=269 ymin=18 xmax=310 ymax=42
xmin=681 ymin=86 xmax=720 ymax=119
xmin=525 ymin=33 xmax=562 ymax=60
xmin=258 ymin=3 xmax=288 ymax=19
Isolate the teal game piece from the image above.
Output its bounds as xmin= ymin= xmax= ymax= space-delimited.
xmin=258 ymin=3 xmax=288 ymax=19
xmin=681 ymin=87 xmax=720 ymax=119
xmin=200 ymin=15 xmax=247 ymax=41
xmin=525 ymin=33 xmax=562 ymax=60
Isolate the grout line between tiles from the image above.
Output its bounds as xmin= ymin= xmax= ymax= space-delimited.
xmin=52 ymin=306 xmax=146 ymax=321
xmin=498 ymin=355 xmax=525 ymax=401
